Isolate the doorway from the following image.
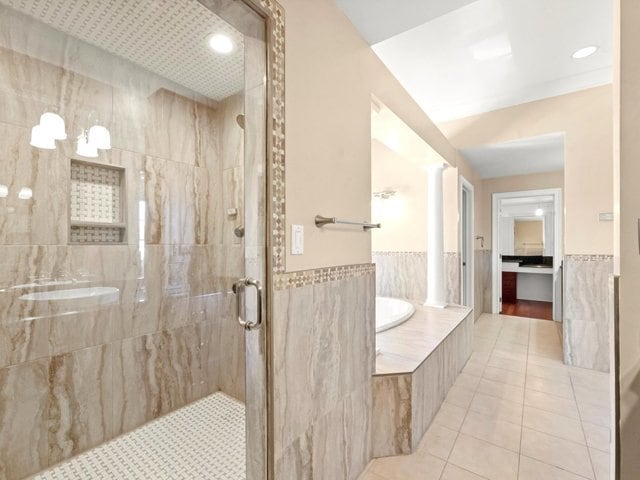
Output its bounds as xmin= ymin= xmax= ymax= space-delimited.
xmin=491 ymin=188 xmax=563 ymax=321
xmin=460 ymin=176 xmax=474 ymax=308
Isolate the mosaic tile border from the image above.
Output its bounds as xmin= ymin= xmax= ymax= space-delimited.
xmin=257 ymin=0 xmax=286 ymax=274
xmin=564 ymin=254 xmax=614 ymax=262
xmin=274 ymin=263 xmax=376 ymax=290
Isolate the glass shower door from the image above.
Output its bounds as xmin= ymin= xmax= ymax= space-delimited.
xmin=0 ymin=1 xmax=268 ymax=479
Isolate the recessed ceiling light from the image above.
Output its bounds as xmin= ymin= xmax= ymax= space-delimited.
xmin=208 ymin=34 xmax=234 ymax=54
xmin=535 ymin=208 xmax=544 ymax=216
xmin=572 ymin=45 xmax=598 ymax=59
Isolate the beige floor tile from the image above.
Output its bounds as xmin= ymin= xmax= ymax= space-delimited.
xmin=524 ymin=388 xmax=580 ymax=419
xmin=482 ymin=365 xmax=526 ymax=387
xmin=526 ymin=363 xmax=571 ymax=383
xmin=473 ymin=338 xmax=496 ymax=353
xmin=577 ymin=401 xmax=610 ymax=427
xmin=440 ymin=463 xmax=487 ymax=480
xmin=573 ymin=384 xmax=611 ymax=410
xmin=462 ymin=360 xmax=486 ymax=377
xmin=582 ymin=422 xmax=610 ymax=452
xmin=358 ymin=471 xmax=387 ymax=480
xmin=468 ymin=351 xmax=491 ymax=365
xmin=448 ymin=433 xmax=519 ymax=480
xmin=370 ymin=452 xmax=445 ymax=480
xmin=417 ymin=423 xmax=458 ymax=460
xmin=460 ymin=410 xmax=521 ymax=452
xmin=487 ymin=355 xmax=527 ymax=374
xmin=589 ymin=447 xmax=610 ymax=480
xmin=468 ymin=392 xmax=523 ymax=425
xmin=432 ymin=402 xmax=468 ymax=431
xmin=521 ymin=427 xmax=594 ymax=479
xmin=476 ymin=378 xmax=524 ymax=403
xmin=493 ymin=341 xmax=528 ymax=354
xmin=526 ymin=374 xmax=575 ymax=399
xmin=518 ymin=455 xmax=591 ymax=480
xmin=569 ymin=368 xmax=610 ymax=392
xmin=522 ymin=405 xmax=585 ymax=444
xmin=454 ymin=372 xmax=482 ymax=391
xmin=527 ymin=353 xmax=566 ymax=368
xmin=445 ymin=385 xmax=476 ymax=409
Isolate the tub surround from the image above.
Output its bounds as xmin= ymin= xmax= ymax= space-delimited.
xmin=273 ymin=265 xmax=375 ymax=479
xmin=373 ymin=304 xmax=473 ymax=457
xmin=563 ymin=255 xmax=613 ymax=372
xmin=373 ymin=251 xmax=461 ymax=305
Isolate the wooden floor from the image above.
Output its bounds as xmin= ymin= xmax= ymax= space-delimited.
xmin=501 ymin=300 xmax=553 ymax=320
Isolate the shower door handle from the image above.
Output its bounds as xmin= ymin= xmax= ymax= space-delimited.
xmin=232 ymin=277 xmax=263 ymax=330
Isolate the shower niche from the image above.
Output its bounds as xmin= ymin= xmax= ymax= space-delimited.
xmin=69 ymin=159 xmax=127 ymax=244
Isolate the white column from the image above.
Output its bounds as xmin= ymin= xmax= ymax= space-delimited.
xmin=425 ymin=163 xmax=447 ymax=308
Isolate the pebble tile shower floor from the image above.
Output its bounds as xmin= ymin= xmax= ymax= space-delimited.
xmin=33 ymin=392 xmax=245 ymax=480
xmin=360 ymin=313 xmax=611 ymax=480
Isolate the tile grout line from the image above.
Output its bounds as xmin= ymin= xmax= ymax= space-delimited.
xmin=571 ymin=371 xmax=600 ymax=480
xmin=515 ymin=318 xmax=532 ymax=479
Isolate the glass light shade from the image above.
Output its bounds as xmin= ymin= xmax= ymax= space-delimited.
xmin=88 ymin=125 xmax=111 ymax=150
xmin=18 ymin=187 xmax=32 ymax=200
xmin=0 ymin=184 xmax=8 ymax=198
xmin=208 ymin=33 xmax=234 ymax=54
xmin=76 ymin=132 xmax=98 ymax=158
xmin=30 ymin=125 xmax=55 ymax=149
xmin=39 ymin=112 xmax=67 ymax=140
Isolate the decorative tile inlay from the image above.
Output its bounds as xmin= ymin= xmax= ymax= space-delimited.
xmin=69 ymin=225 xmax=124 ymax=243
xmin=273 ymin=263 xmax=376 ymax=290
xmin=70 ymin=161 xmax=123 ymax=224
xmin=33 ymin=392 xmax=245 ymax=480
xmin=259 ymin=0 xmax=286 ymax=274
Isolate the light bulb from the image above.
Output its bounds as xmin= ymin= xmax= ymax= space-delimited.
xmin=76 ymin=131 xmax=98 ymax=158
xmin=40 ymin=112 xmax=66 ymax=140
xmin=535 ymin=208 xmax=543 ymax=216
xmin=88 ymin=125 xmax=111 ymax=150
xmin=30 ymin=124 xmax=55 ymax=149
xmin=0 ymin=184 xmax=7 ymax=198
xmin=208 ymin=34 xmax=234 ymax=54
xmin=18 ymin=187 xmax=32 ymax=200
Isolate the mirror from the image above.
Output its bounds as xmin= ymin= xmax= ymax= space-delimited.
xmin=514 ymin=219 xmax=544 ymax=255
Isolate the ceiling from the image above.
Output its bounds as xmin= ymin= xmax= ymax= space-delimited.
xmin=1 ymin=0 xmax=245 ymax=101
xmin=461 ymin=133 xmax=564 ymax=179
xmin=338 ymin=0 xmax=613 ymax=123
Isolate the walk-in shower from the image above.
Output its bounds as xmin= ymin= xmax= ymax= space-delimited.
xmin=0 ymin=1 xmax=270 ymax=478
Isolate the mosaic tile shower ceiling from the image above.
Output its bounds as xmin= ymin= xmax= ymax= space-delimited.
xmin=33 ymin=393 xmax=246 ymax=480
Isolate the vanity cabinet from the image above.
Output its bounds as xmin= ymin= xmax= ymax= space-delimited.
xmin=502 ymin=272 xmax=517 ymax=303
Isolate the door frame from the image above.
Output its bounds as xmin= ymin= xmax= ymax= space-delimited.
xmin=459 ymin=175 xmax=474 ymax=308
xmin=491 ymin=188 xmax=563 ymax=319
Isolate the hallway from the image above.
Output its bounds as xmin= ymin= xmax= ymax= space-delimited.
xmin=360 ymin=313 xmax=611 ymax=480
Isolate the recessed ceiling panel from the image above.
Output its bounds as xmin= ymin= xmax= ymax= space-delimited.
xmin=368 ymin=0 xmax=612 ymax=122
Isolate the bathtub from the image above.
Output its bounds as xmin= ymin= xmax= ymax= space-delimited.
xmin=375 ymin=296 xmax=416 ymax=333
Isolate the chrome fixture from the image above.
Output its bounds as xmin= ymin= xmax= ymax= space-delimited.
xmin=315 ymin=214 xmax=381 ymax=230
xmin=372 ymin=190 xmax=396 ymax=199
xmin=232 ymin=277 xmax=263 ymax=330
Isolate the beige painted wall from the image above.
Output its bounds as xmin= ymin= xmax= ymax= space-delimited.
xmin=440 ymin=86 xmax=613 ymax=255
xmin=514 ymin=220 xmax=544 ymax=255
xmin=479 ymin=171 xmax=564 ymax=248
xmin=371 ymin=140 xmax=428 ymax=252
xmin=281 ymin=0 xmax=477 ymax=271
xmin=616 ymin=0 xmax=640 ymax=476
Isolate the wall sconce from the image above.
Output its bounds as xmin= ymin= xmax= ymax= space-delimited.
xmin=76 ymin=130 xmax=98 ymax=158
xmin=88 ymin=124 xmax=111 ymax=150
xmin=18 ymin=187 xmax=32 ymax=200
xmin=373 ymin=190 xmax=397 ymax=200
xmin=30 ymin=112 xmax=66 ymax=150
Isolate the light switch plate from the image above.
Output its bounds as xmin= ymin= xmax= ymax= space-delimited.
xmin=291 ymin=224 xmax=304 ymax=255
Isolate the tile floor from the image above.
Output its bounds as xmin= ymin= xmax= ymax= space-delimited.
xmin=359 ymin=313 xmax=611 ymax=480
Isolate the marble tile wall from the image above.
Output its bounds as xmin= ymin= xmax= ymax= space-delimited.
xmin=0 ymin=26 xmax=248 ymax=479
xmin=474 ymin=249 xmax=492 ymax=320
xmin=372 ymin=251 xmax=461 ymax=305
xmin=371 ymin=311 xmax=473 ymax=457
xmin=272 ymin=270 xmax=375 ymax=480
xmin=563 ymin=255 xmax=613 ymax=373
